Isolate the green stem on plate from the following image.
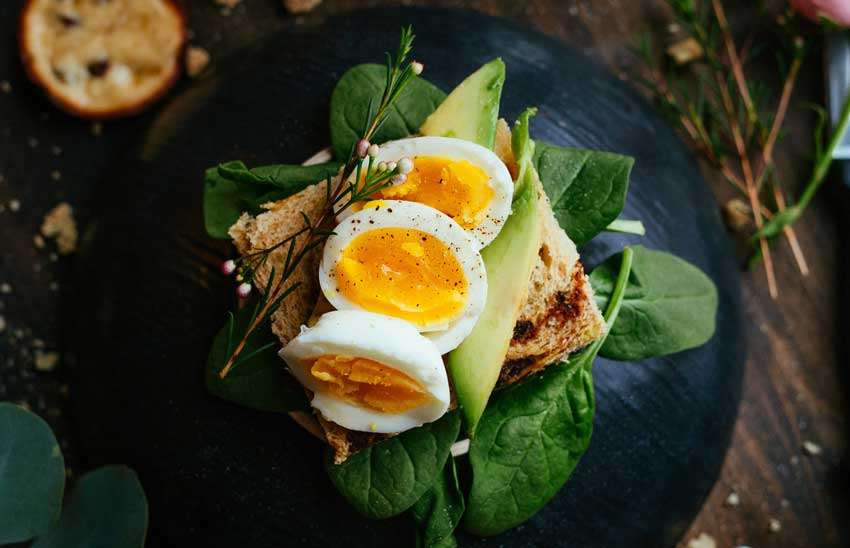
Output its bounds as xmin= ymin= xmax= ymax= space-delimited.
xmin=605 ymin=219 xmax=646 ymax=236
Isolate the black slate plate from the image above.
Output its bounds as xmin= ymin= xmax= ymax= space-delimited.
xmin=69 ymin=7 xmax=744 ymax=548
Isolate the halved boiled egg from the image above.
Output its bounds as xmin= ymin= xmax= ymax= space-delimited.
xmin=337 ymin=136 xmax=513 ymax=250
xmin=320 ymin=200 xmax=487 ymax=354
xmin=280 ymin=310 xmax=450 ymax=433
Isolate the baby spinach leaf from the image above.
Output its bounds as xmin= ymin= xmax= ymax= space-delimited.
xmin=326 ymin=411 xmax=461 ymax=519
xmin=329 ymin=64 xmax=446 ymax=160
xmin=463 ymin=360 xmax=595 ymax=536
xmin=411 ymin=457 xmax=465 ymax=548
xmin=590 ymin=245 xmax=718 ymax=361
xmin=0 ymin=403 xmax=65 ymax=544
xmin=533 ymin=142 xmax=634 ymax=246
xmin=464 ymin=249 xmax=634 ymax=536
xmin=205 ymin=300 xmax=309 ymax=413
xmin=32 ymin=466 xmax=147 ymax=548
xmin=203 ymin=160 xmax=339 ymax=239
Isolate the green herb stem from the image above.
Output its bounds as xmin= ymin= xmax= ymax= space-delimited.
xmin=601 ymin=246 xmax=634 ymax=327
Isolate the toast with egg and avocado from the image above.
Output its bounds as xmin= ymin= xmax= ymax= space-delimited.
xmin=229 ymin=114 xmax=604 ymax=462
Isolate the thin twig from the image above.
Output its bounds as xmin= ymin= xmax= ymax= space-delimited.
xmin=712 ymin=0 xmax=757 ymax=129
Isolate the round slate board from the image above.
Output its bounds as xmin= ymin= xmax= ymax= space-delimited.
xmin=69 ymin=7 xmax=744 ymax=548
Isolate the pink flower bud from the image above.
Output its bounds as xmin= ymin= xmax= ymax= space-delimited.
xmin=236 ymin=283 xmax=252 ymax=299
xmin=221 ymin=259 xmax=236 ymax=275
xmin=391 ymin=174 xmax=407 ymax=185
xmin=790 ymin=0 xmax=850 ymax=26
xmin=356 ymin=139 xmax=370 ymax=158
xmin=398 ymin=157 xmax=414 ymax=174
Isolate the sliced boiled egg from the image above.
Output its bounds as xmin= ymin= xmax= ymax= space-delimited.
xmin=337 ymin=136 xmax=513 ymax=250
xmin=280 ymin=310 xmax=450 ymax=433
xmin=320 ymin=200 xmax=487 ymax=354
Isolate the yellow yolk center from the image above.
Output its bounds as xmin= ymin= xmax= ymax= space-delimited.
xmin=310 ymin=355 xmax=429 ymax=413
xmin=377 ymin=156 xmax=494 ymax=229
xmin=335 ymin=227 xmax=468 ymax=328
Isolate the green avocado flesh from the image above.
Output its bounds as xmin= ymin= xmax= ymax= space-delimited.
xmin=419 ymin=58 xmax=505 ymax=149
xmin=447 ymin=179 xmax=542 ymax=436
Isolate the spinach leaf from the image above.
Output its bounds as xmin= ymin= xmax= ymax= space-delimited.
xmin=533 ymin=141 xmax=634 ymax=246
xmin=326 ymin=411 xmax=461 ymax=519
xmin=203 ymin=160 xmax=339 ymax=239
xmin=205 ymin=299 xmax=309 ymax=413
xmin=0 ymin=403 xmax=65 ymax=544
xmin=33 ymin=466 xmax=147 ymax=548
xmin=590 ymin=245 xmax=718 ymax=361
xmin=464 ymin=249 xmax=634 ymax=536
xmin=411 ymin=457 xmax=465 ymax=548
xmin=329 ymin=64 xmax=446 ymax=160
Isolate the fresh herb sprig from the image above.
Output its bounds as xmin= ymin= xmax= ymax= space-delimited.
xmin=633 ymin=0 xmax=823 ymax=299
xmin=217 ymin=26 xmax=422 ymax=379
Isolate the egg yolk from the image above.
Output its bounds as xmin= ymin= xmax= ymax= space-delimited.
xmin=376 ymin=156 xmax=494 ymax=229
xmin=310 ymin=355 xmax=430 ymax=413
xmin=334 ymin=227 xmax=468 ymax=328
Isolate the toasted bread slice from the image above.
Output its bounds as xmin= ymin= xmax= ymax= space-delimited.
xmin=229 ymin=181 xmax=328 ymax=344
xmin=232 ymin=144 xmax=604 ymax=463
xmin=501 ymin=177 xmax=605 ymax=384
xmin=19 ymin=0 xmax=185 ymax=119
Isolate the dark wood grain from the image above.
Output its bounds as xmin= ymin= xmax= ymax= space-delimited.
xmin=0 ymin=1 xmax=846 ymax=547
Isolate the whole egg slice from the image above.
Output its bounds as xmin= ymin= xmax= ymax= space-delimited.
xmin=280 ymin=310 xmax=450 ymax=433
xmin=337 ymin=136 xmax=514 ymax=250
xmin=320 ymin=200 xmax=487 ymax=354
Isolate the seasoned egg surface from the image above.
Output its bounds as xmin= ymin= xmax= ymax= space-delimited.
xmin=320 ymin=200 xmax=487 ymax=354
xmin=280 ymin=310 xmax=450 ymax=433
xmin=338 ymin=136 xmax=513 ymax=249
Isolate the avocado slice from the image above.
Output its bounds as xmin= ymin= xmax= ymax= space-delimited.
xmin=446 ymin=109 xmax=542 ymax=435
xmin=419 ymin=59 xmax=505 ymax=149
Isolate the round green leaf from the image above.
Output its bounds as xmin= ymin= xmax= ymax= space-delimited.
xmin=0 ymin=402 xmax=65 ymax=543
xmin=33 ymin=466 xmax=148 ymax=548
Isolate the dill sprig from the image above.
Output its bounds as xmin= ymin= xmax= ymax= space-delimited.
xmin=218 ymin=26 xmax=421 ymax=379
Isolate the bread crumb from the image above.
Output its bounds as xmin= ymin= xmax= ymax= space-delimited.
xmin=28 ymin=137 xmax=39 ymax=148
xmin=687 ymin=533 xmax=716 ymax=548
xmin=35 ymin=351 xmax=59 ymax=372
xmin=41 ymin=202 xmax=78 ymax=255
xmin=91 ymin=123 xmax=102 ymax=136
xmin=803 ymin=440 xmax=822 ymax=456
xmin=667 ymin=37 xmax=704 ymax=65
xmin=284 ymin=0 xmax=322 ymax=14
xmin=51 ymin=145 xmax=62 ymax=156
xmin=724 ymin=491 xmax=740 ymax=507
xmin=0 ymin=315 xmax=6 ymax=333
xmin=0 ymin=81 xmax=11 ymax=93
xmin=185 ymin=47 xmax=211 ymax=78
xmin=9 ymin=199 xmax=20 ymax=212
xmin=34 ymin=234 xmax=45 ymax=248
xmin=768 ymin=518 xmax=782 ymax=533
xmin=51 ymin=170 xmax=61 ymax=181
xmin=723 ymin=198 xmax=751 ymax=232
xmin=49 ymin=282 xmax=59 ymax=292
xmin=0 ymin=283 xmax=11 ymax=294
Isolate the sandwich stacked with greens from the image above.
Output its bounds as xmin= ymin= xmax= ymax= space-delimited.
xmin=203 ymin=28 xmax=718 ymax=544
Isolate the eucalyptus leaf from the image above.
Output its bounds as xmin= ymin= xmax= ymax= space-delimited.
xmin=205 ymin=299 xmax=309 ymax=413
xmin=0 ymin=402 xmax=65 ymax=544
xmin=203 ymin=160 xmax=339 ymax=239
xmin=534 ymin=141 xmax=634 ymax=246
xmin=411 ymin=457 xmax=465 ymax=548
xmin=326 ymin=411 xmax=461 ymax=519
xmin=590 ymin=245 xmax=718 ymax=361
xmin=464 ymin=249 xmax=634 ymax=536
xmin=329 ymin=64 xmax=446 ymax=159
xmin=32 ymin=466 xmax=147 ymax=548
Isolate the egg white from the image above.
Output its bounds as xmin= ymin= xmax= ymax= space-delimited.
xmin=320 ymin=200 xmax=487 ymax=353
xmin=337 ymin=136 xmax=514 ymax=250
xmin=280 ymin=310 xmax=450 ymax=433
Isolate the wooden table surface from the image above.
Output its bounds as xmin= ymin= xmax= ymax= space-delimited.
xmin=1 ymin=1 xmax=847 ymax=547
